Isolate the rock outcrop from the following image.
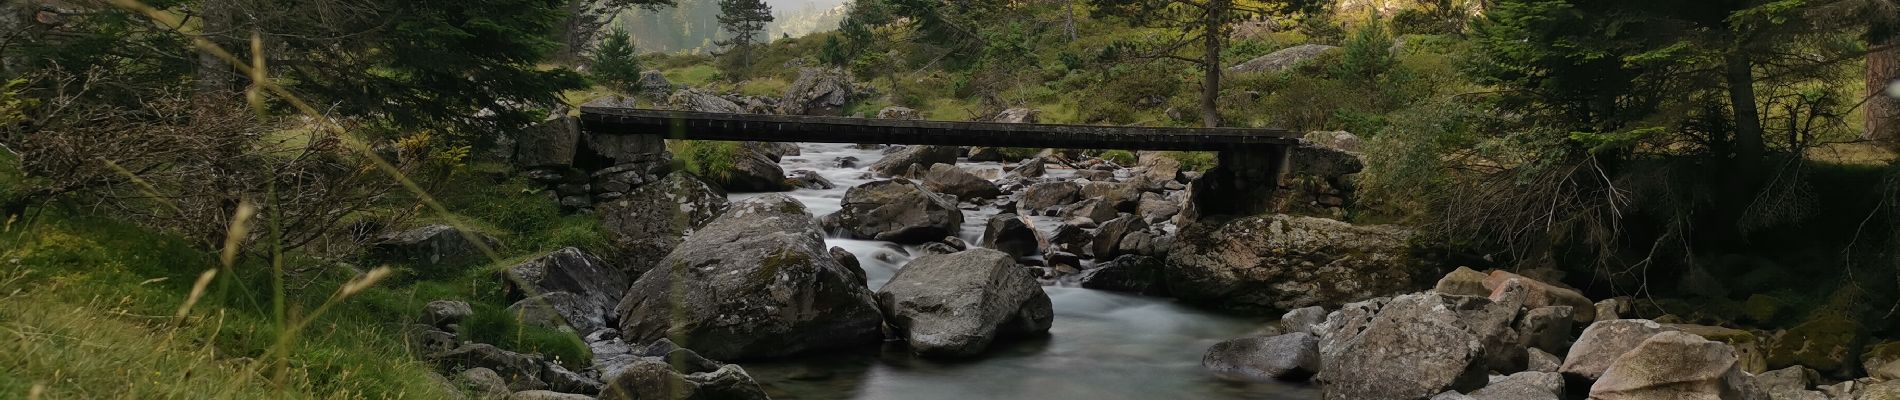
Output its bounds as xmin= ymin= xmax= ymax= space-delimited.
xmin=1227 ymin=44 xmax=1339 ymax=73
xmin=779 ymin=68 xmax=853 ymax=116
xmin=597 ymin=173 xmax=728 ymax=276
xmin=868 ymin=145 xmax=961 ymax=177
xmin=368 ymin=225 xmax=498 ymax=275
xmin=1315 ymin=293 xmax=1518 ymax=399
xmin=614 ymin=195 xmax=884 ymax=360
xmin=500 ymin=248 xmax=629 ymax=334
xmin=1559 ymin=319 xmax=1679 ymax=382
xmin=876 ymin=249 xmax=1053 ymax=357
xmin=1587 ymin=331 xmax=1768 ymax=400
xmin=1166 ymin=214 xmax=1422 ymax=312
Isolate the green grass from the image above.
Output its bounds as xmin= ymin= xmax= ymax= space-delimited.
xmin=733 ymin=77 xmax=791 ymax=98
xmin=462 ymin=305 xmax=592 ymax=369
xmin=662 ymin=65 xmax=720 ymax=87
xmin=668 ymin=140 xmax=742 ymax=184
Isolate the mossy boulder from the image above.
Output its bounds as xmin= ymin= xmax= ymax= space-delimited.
xmin=1767 ymin=313 xmax=1867 ymax=379
xmin=1668 ymin=324 xmax=1768 ymax=374
xmin=1743 ymin=294 xmax=1784 ymax=325
xmin=1864 ymin=341 xmax=1900 ymax=381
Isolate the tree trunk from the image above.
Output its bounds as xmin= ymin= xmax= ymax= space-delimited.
xmin=193 ymin=0 xmax=239 ymax=103
xmin=1199 ymin=0 xmax=1230 ymax=128
xmin=1866 ymin=34 xmax=1900 ymax=148
xmin=1725 ymin=52 xmax=1764 ymax=166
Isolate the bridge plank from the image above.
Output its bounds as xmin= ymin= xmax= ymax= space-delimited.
xmin=578 ymin=107 xmax=1298 ymax=151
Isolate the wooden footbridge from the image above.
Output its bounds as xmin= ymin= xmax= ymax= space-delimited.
xmin=577 ymin=107 xmax=1302 ymax=215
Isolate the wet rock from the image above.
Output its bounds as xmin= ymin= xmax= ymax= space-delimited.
xmin=1203 ymin=332 xmax=1321 ymax=382
xmin=615 ymin=195 xmax=884 ymax=360
xmin=824 ymin=179 xmax=964 ymax=244
xmin=500 ymin=248 xmax=627 ymax=334
xmin=830 ymin=246 xmax=866 ymax=286
xmin=833 ymin=156 xmax=860 ymax=168
xmin=1059 ymin=198 xmax=1120 ymax=224
xmin=506 ymin=292 xmax=609 ymax=334
xmin=424 ymin=300 xmax=474 ymax=329
xmin=598 ymin=173 xmax=729 ymax=277
xmin=1588 ymin=331 xmax=1768 ymax=400
xmin=786 ymin=169 xmax=836 ymax=190
xmin=1469 ymin=371 xmax=1563 ymax=400
xmin=981 ymin=213 xmax=1040 ymax=259
xmin=718 ymin=148 xmax=793 ymax=192
xmin=1075 ymin=169 xmax=1115 ymax=182
xmin=368 ymin=225 xmax=499 ymax=275
xmin=1227 ymin=44 xmax=1339 ymax=73
xmin=1018 ymin=181 xmax=1081 ymax=214
xmin=922 ymin=163 xmax=1001 ymax=200
xmin=780 ymin=68 xmax=853 ymax=116
xmin=1008 ymin=157 xmax=1046 ymax=178
xmin=1560 ymin=319 xmax=1679 ymax=382
xmin=1166 ymin=214 xmax=1421 ymax=312
xmin=967 ymin=147 xmax=1012 ymax=162
xmin=1092 ymin=214 xmax=1147 ymax=259
xmin=1136 ymin=194 xmax=1182 ymax=224
xmin=1076 ymin=255 xmax=1167 ymax=295
xmin=1316 ymin=293 xmax=1518 ymax=399
xmin=869 ymin=145 xmax=960 ymax=177
xmin=877 ymin=249 xmax=1052 ymax=357
xmin=743 ymin=141 xmax=801 ymax=162
xmin=1049 ymin=222 xmax=1092 ymax=255
xmin=598 ymin=362 xmax=768 ymax=400
xmin=877 ymin=106 xmax=921 ymax=120
xmin=540 ymin=363 xmax=600 ymax=395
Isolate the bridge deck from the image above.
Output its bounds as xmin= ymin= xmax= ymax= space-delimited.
xmin=578 ymin=108 xmax=1298 ymax=151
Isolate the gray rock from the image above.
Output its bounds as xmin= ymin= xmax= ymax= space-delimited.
xmin=539 ymin=363 xmax=600 ymax=395
xmin=1076 ymin=255 xmax=1168 ymax=295
xmin=1165 ymin=214 xmax=1421 ymax=312
xmin=500 ymin=248 xmax=627 ymax=334
xmin=1433 ymin=266 xmax=1491 ymax=297
xmin=1203 ymin=332 xmax=1321 ymax=382
xmin=922 ymin=163 xmax=1001 ymax=200
xmin=1059 ymin=198 xmax=1121 ymax=224
xmin=514 ymin=114 xmax=578 ymax=168
xmin=597 ymin=173 xmax=728 ymax=277
xmin=1484 ymin=270 xmax=1597 ymax=323
xmin=598 ymin=362 xmax=768 ymax=400
xmin=368 ymin=225 xmax=498 ymax=274
xmin=876 ymin=249 xmax=1052 ymax=357
xmin=992 ymin=108 xmax=1040 ymax=123
xmin=1588 ymin=331 xmax=1769 ymax=400
xmin=614 ymin=195 xmax=884 ymax=360
xmin=877 ymin=106 xmax=921 ymax=120
xmin=1049 ymin=222 xmax=1093 ymax=255
xmin=779 ymin=68 xmax=853 ymax=116
xmin=667 ymin=88 xmax=744 ymax=113
xmin=830 ymin=246 xmax=866 ymax=286
xmin=824 ymin=179 xmax=964 ymax=244
xmin=1527 ymin=348 xmax=1562 ymax=373
xmin=1279 ymin=306 xmax=1328 ymax=336
xmin=787 ymin=169 xmax=835 ymax=190
xmin=1009 ymin=157 xmax=1046 ymax=178
xmin=1303 ymin=130 xmax=1363 ymax=153
xmin=1137 ymin=195 xmax=1183 ymax=224
xmin=981 ymin=213 xmax=1040 ymax=259
xmin=434 ymin=344 xmax=548 ymax=391
xmin=1316 ymin=293 xmax=1517 ymax=400
xmin=868 ymin=145 xmax=961 ymax=177
xmin=1227 ymin=44 xmax=1340 ymax=73
xmin=1079 ymin=181 xmax=1143 ymax=211
xmin=1559 ymin=319 xmax=1679 ymax=382
xmin=717 ymin=148 xmax=793 ymax=192
xmin=507 ymin=390 xmax=591 ymax=400
xmin=424 ymin=300 xmax=474 ymax=328
xmin=1757 ymin=366 xmax=1826 ymax=400
xmin=457 ymin=367 xmax=512 ymax=400
xmin=1092 ymin=214 xmax=1147 ymax=259
xmin=581 ymin=131 xmax=668 ymax=167
xmin=1517 ymin=306 xmax=1574 ymax=355
xmin=1019 ymin=181 xmax=1082 ymax=215
xmin=966 ymin=147 xmax=1011 ymax=162
xmin=743 ymin=141 xmax=801 ymax=162
xmin=1116 ymin=229 xmax=1174 ymax=257
xmin=635 ymin=70 xmax=673 ymax=94
xmin=505 ymin=292 xmax=609 ymax=334
xmin=1469 ymin=371 xmax=1563 ymax=400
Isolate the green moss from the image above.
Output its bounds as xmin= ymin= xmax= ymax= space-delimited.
xmin=1767 ymin=312 xmax=1866 ymax=374
xmin=668 ymin=140 xmax=741 ymax=184
xmin=1744 ymin=294 xmax=1784 ymax=324
xmin=754 ymin=250 xmax=810 ymax=285
xmin=1163 ymin=151 xmax=1219 ymax=172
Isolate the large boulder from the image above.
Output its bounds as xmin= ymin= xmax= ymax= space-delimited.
xmin=614 ymin=195 xmax=884 ymax=360
xmin=868 ymin=145 xmax=961 ymax=177
xmin=1227 ymin=44 xmax=1339 ymax=73
xmin=1588 ymin=331 xmax=1769 ymax=400
xmin=980 ymin=213 xmax=1040 ymax=259
xmin=368 ymin=225 xmax=499 ymax=274
xmin=713 ymin=148 xmax=793 ymax=192
xmin=597 ymin=173 xmax=729 ymax=276
xmin=1767 ymin=313 xmax=1866 ymax=379
xmin=500 ymin=248 xmax=630 ymax=334
xmin=779 ymin=67 xmax=853 ymax=116
xmin=1757 ymin=366 xmax=1827 ymax=400
xmin=1316 ymin=293 xmax=1519 ymax=399
xmin=1091 ymin=214 xmax=1147 ymax=259
xmin=514 ymin=114 xmax=579 ymax=168
xmin=1166 ymin=214 xmax=1422 ymax=313
xmin=1468 ymin=371 xmax=1564 ymax=400
xmin=1865 ymin=341 xmax=1900 ymax=381
xmin=1433 ymin=267 xmax=1491 ymax=297
xmin=922 ymin=163 xmax=1001 ymax=200
xmin=666 ymin=88 xmax=745 ymax=113
xmin=1202 ymin=332 xmax=1321 ymax=382
xmin=876 ymin=249 xmax=1052 ymax=357
xmin=1483 ymin=270 xmax=1597 ymax=323
xmin=823 ymin=179 xmax=964 ymax=244
xmin=1019 ymin=181 xmax=1082 ymax=215
xmin=1517 ymin=306 xmax=1575 ymax=355
xmin=634 ymin=70 xmax=674 ymax=95
xmin=1560 ymin=319 xmax=1679 ymax=382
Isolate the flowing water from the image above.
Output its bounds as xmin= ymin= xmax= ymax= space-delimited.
xmin=730 ymin=143 xmax=1317 ymax=400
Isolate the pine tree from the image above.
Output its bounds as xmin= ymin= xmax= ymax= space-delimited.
xmin=591 ymin=28 xmax=643 ymax=93
xmin=716 ymin=0 xmax=773 ymax=70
